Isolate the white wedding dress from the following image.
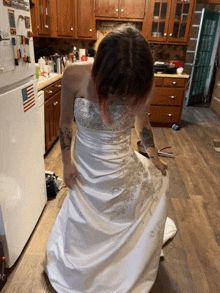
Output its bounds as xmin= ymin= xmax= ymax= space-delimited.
xmin=43 ymin=97 xmax=177 ymax=293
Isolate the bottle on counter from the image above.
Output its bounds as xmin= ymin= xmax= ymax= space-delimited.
xmin=38 ymin=57 xmax=45 ymax=76
xmin=48 ymin=60 xmax=54 ymax=73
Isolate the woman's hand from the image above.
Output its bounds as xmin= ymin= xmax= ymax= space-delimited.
xmin=151 ymin=157 xmax=168 ymax=176
xmin=63 ymin=163 xmax=77 ymax=188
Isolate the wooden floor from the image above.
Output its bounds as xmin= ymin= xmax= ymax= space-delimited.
xmin=2 ymin=105 xmax=220 ymax=293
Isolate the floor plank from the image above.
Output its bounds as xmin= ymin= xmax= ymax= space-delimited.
xmin=171 ymin=196 xmax=220 ymax=293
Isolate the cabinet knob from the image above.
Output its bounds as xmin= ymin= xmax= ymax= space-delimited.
xmin=53 ymin=101 xmax=58 ymax=106
xmin=167 ymin=114 xmax=173 ymax=117
xmin=89 ymin=29 xmax=92 ymax=32
xmin=172 ymin=81 xmax=177 ymax=85
xmin=169 ymin=33 xmax=172 ymax=36
xmin=56 ymin=84 xmax=61 ymax=88
xmin=121 ymin=9 xmax=124 ymax=12
xmin=148 ymin=113 xmax=151 ymax=116
xmin=71 ymin=28 xmax=73 ymax=31
xmin=46 ymin=90 xmax=53 ymax=94
xmin=170 ymin=96 xmax=175 ymax=99
xmin=164 ymin=33 xmax=167 ymax=36
xmin=116 ymin=9 xmax=118 ymax=12
xmin=45 ymin=25 xmax=49 ymax=29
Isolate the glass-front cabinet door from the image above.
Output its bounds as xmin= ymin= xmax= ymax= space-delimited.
xmin=38 ymin=0 xmax=51 ymax=35
xmin=148 ymin=0 xmax=172 ymax=41
xmin=168 ymin=0 xmax=195 ymax=43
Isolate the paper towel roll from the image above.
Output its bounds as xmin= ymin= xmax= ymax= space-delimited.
xmin=79 ymin=49 xmax=86 ymax=61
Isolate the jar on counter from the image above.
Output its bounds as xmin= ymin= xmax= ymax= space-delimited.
xmin=48 ymin=60 xmax=54 ymax=73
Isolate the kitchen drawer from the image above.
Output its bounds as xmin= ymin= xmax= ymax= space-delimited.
xmin=154 ymin=78 xmax=163 ymax=87
xmin=44 ymin=83 xmax=55 ymax=101
xmin=163 ymin=78 xmax=185 ymax=87
xmin=152 ymin=88 xmax=185 ymax=106
xmin=53 ymin=79 xmax=62 ymax=95
xmin=148 ymin=106 xmax=181 ymax=124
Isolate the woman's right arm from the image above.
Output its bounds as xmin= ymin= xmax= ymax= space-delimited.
xmin=59 ymin=65 xmax=81 ymax=187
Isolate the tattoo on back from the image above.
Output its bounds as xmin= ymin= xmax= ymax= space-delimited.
xmin=59 ymin=127 xmax=73 ymax=150
xmin=139 ymin=127 xmax=155 ymax=149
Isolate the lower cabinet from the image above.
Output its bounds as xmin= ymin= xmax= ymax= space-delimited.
xmin=44 ymin=89 xmax=61 ymax=153
xmin=149 ymin=75 xmax=189 ymax=126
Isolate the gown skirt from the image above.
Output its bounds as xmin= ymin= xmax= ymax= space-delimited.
xmin=42 ymin=97 xmax=177 ymax=293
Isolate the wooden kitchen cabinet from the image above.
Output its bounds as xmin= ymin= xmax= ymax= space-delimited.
xmin=31 ymin=0 xmax=52 ymax=36
xmin=44 ymin=79 xmax=62 ymax=153
xmin=95 ymin=0 xmax=146 ymax=20
xmin=148 ymin=75 xmax=189 ymax=126
xmin=95 ymin=0 xmax=119 ymax=17
xmin=57 ymin=0 xmax=75 ymax=37
xmin=144 ymin=0 xmax=196 ymax=44
xmin=76 ymin=0 xmax=96 ymax=39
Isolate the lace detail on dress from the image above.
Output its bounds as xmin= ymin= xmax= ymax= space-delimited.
xmin=101 ymin=152 xmax=164 ymax=223
xmin=74 ymin=98 xmax=135 ymax=131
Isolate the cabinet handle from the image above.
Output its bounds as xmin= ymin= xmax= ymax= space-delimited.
xmin=89 ymin=29 xmax=92 ymax=32
xmin=121 ymin=9 xmax=124 ymax=12
xmin=56 ymin=84 xmax=61 ymax=88
xmin=116 ymin=9 xmax=118 ymax=12
xmin=71 ymin=28 xmax=73 ymax=31
xmin=164 ymin=33 xmax=167 ymax=36
xmin=172 ymin=81 xmax=177 ymax=85
xmin=45 ymin=25 xmax=49 ymax=29
xmin=46 ymin=90 xmax=53 ymax=94
xmin=170 ymin=96 xmax=175 ymax=99
xmin=53 ymin=101 xmax=58 ymax=106
xmin=167 ymin=114 xmax=173 ymax=117
xmin=169 ymin=33 xmax=172 ymax=36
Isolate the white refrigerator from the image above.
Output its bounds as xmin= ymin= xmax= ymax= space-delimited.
xmin=0 ymin=0 xmax=47 ymax=269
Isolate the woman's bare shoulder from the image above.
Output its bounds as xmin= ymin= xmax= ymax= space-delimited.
xmin=64 ymin=62 xmax=93 ymax=78
xmin=62 ymin=63 xmax=93 ymax=94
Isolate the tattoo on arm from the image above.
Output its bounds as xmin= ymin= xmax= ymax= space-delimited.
xmin=139 ymin=127 xmax=155 ymax=149
xmin=59 ymin=127 xmax=73 ymax=150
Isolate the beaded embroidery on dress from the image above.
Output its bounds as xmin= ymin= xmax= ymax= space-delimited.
xmin=43 ymin=97 xmax=177 ymax=293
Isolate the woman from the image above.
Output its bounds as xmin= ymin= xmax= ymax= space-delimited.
xmin=43 ymin=24 xmax=177 ymax=293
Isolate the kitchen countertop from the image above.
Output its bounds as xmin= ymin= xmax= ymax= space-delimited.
xmin=154 ymin=73 xmax=189 ymax=78
xmin=37 ymin=72 xmax=189 ymax=92
xmin=37 ymin=73 xmax=63 ymax=91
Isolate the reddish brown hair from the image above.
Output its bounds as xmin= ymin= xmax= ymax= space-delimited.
xmin=91 ymin=23 xmax=154 ymax=124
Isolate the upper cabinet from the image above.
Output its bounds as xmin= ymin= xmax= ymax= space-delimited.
xmin=39 ymin=0 xmax=51 ymax=34
xmin=31 ymin=0 xmax=196 ymax=44
xmin=57 ymin=0 xmax=75 ymax=37
xmin=95 ymin=0 xmax=119 ymax=17
xmin=143 ymin=0 xmax=196 ymax=44
xmin=76 ymin=0 xmax=96 ymax=39
xmin=95 ymin=0 xmax=146 ymax=20
xmin=168 ymin=0 xmax=195 ymax=43
xmin=121 ymin=0 xmax=146 ymax=19
xmin=31 ymin=0 xmax=52 ymax=36
xmin=146 ymin=0 xmax=171 ymax=42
